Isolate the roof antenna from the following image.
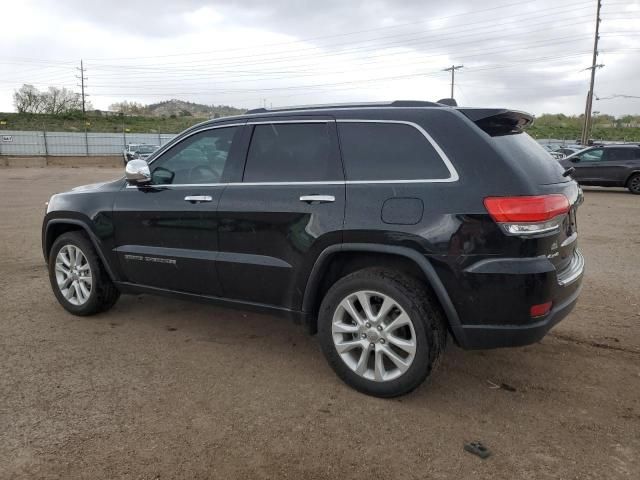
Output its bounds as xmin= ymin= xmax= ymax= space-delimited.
xmin=437 ymin=98 xmax=458 ymax=106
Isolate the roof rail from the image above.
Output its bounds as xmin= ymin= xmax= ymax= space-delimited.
xmin=245 ymin=100 xmax=443 ymax=115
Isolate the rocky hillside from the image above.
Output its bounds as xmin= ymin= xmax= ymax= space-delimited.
xmin=146 ymin=100 xmax=245 ymax=118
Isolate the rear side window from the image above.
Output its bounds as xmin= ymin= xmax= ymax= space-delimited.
xmin=606 ymin=148 xmax=638 ymax=161
xmin=243 ymin=122 xmax=342 ymax=182
xmin=337 ymin=122 xmax=450 ymax=181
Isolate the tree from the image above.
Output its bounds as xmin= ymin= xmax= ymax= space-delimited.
xmin=13 ymin=84 xmax=87 ymax=114
xmin=41 ymin=87 xmax=85 ymax=114
xmin=109 ymin=101 xmax=147 ymax=115
xmin=13 ymin=84 xmax=44 ymax=113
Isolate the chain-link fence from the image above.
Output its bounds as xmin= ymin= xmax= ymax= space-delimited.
xmin=0 ymin=131 xmax=178 ymax=156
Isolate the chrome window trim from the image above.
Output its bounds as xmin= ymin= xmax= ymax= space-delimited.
xmin=127 ymin=118 xmax=459 ymax=188
xmin=336 ymin=119 xmax=459 ymax=183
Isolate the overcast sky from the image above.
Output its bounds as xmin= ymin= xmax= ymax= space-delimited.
xmin=1 ymin=0 xmax=639 ymax=116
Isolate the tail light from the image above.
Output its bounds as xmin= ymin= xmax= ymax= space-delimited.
xmin=484 ymin=194 xmax=570 ymax=236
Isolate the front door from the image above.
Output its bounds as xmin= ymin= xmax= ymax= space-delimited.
xmin=217 ymin=118 xmax=345 ymax=310
xmin=571 ymin=147 xmax=605 ymax=184
xmin=113 ymin=123 xmax=245 ymax=296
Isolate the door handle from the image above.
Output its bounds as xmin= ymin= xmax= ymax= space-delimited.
xmin=299 ymin=195 xmax=335 ymax=204
xmin=184 ymin=195 xmax=213 ymax=203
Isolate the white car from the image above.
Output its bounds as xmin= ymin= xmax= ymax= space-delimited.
xmin=123 ymin=144 xmax=159 ymax=164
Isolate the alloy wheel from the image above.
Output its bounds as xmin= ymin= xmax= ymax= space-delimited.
xmin=331 ymin=290 xmax=417 ymax=382
xmin=55 ymin=245 xmax=92 ymax=306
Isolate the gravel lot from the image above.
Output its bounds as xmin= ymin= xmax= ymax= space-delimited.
xmin=1 ymin=167 xmax=639 ymax=479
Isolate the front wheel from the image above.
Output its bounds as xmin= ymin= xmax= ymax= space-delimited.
xmin=627 ymin=173 xmax=640 ymax=194
xmin=318 ymin=268 xmax=447 ymax=397
xmin=48 ymin=231 xmax=120 ymax=316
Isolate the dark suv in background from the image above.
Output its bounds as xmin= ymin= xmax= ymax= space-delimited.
xmin=42 ymin=101 xmax=584 ymax=397
xmin=561 ymin=144 xmax=640 ymax=194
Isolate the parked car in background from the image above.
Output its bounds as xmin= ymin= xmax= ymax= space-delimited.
xmin=123 ymin=144 xmax=159 ymax=164
xmin=555 ymin=146 xmax=583 ymax=157
xmin=542 ymin=144 xmax=565 ymax=159
xmin=560 ymin=144 xmax=640 ymax=194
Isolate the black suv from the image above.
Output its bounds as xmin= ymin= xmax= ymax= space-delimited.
xmin=42 ymin=101 xmax=584 ymax=397
xmin=560 ymin=144 xmax=640 ymax=194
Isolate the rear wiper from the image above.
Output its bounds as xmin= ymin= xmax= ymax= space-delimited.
xmin=562 ymin=167 xmax=575 ymax=177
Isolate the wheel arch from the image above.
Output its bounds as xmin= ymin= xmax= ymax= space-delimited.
xmin=44 ymin=218 xmax=117 ymax=282
xmin=625 ymin=170 xmax=640 ymax=185
xmin=302 ymin=243 xmax=463 ymax=341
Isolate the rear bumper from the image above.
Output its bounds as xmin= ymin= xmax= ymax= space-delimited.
xmin=451 ymin=280 xmax=582 ymax=349
xmin=445 ymin=250 xmax=584 ymax=350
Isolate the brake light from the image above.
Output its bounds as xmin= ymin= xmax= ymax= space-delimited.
xmin=484 ymin=195 xmax=570 ymax=236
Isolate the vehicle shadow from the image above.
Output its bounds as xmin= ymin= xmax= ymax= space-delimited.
xmin=104 ymin=293 xmax=566 ymax=403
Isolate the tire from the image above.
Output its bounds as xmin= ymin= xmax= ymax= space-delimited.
xmin=627 ymin=173 xmax=640 ymax=194
xmin=318 ymin=267 xmax=447 ymax=398
xmin=48 ymin=231 xmax=120 ymax=316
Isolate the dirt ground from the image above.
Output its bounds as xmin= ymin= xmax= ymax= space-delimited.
xmin=1 ymin=167 xmax=639 ymax=480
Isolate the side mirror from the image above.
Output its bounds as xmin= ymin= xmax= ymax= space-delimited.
xmin=125 ymin=159 xmax=151 ymax=184
xmin=570 ymin=157 xmax=580 ymax=163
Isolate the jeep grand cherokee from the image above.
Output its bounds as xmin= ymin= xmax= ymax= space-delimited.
xmin=42 ymin=100 xmax=584 ymax=397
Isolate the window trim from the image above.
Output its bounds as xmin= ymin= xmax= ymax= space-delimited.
xmin=127 ymin=119 xmax=459 ymax=188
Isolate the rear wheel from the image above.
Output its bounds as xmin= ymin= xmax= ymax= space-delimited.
xmin=627 ymin=174 xmax=640 ymax=194
xmin=318 ymin=268 xmax=447 ymax=397
xmin=48 ymin=231 xmax=120 ymax=316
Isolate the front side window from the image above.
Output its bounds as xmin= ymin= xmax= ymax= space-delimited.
xmin=337 ymin=122 xmax=450 ymax=181
xmin=577 ymin=148 xmax=604 ymax=162
xmin=150 ymin=126 xmax=241 ymax=185
xmin=243 ymin=122 xmax=341 ymax=182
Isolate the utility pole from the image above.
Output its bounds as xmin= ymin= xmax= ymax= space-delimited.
xmin=76 ymin=60 xmax=89 ymax=155
xmin=581 ymin=0 xmax=603 ymax=145
xmin=76 ymin=60 xmax=88 ymax=117
xmin=443 ymin=65 xmax=463 ymax=99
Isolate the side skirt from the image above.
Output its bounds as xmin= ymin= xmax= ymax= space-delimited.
xmin=114 ymin=281 xmax=306 ymax=324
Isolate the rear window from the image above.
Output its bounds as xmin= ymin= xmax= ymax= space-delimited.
xmin=337 ymin=122 xmax=451 ymax=181
xmin=489 ymin=132 xmax=568 ymax=184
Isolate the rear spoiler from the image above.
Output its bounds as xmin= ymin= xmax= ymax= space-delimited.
xmin=457 ymin=108 xmax=534 ymax=136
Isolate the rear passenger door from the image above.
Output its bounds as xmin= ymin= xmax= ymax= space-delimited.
xmin=601 ymin=147 xmax=639 ymax=185
xmin=217 ymin=118 xmax=345 ymax=310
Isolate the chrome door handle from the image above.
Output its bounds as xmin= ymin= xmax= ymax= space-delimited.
xmin=300 ymin=195 xmax=335 ymax=204
xmin=184 ymin=195 xmax=213 ymax=203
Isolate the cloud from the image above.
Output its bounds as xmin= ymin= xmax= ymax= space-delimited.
xmin=1 ymin=0 xmax=639 ymax=115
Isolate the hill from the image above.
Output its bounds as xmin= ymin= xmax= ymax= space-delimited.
xmin=145 ymin=100 xmax=245 ymax=118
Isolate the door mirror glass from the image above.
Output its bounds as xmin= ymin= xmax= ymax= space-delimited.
xmin=125 ymin=159 xmax=151 ymax=184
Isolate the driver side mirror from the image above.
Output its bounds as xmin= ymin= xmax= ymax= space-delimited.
xmin=570 ymin=157 xmax=580 ymax=163
xmin=125 ymin=159 xmax=151 ymax=184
